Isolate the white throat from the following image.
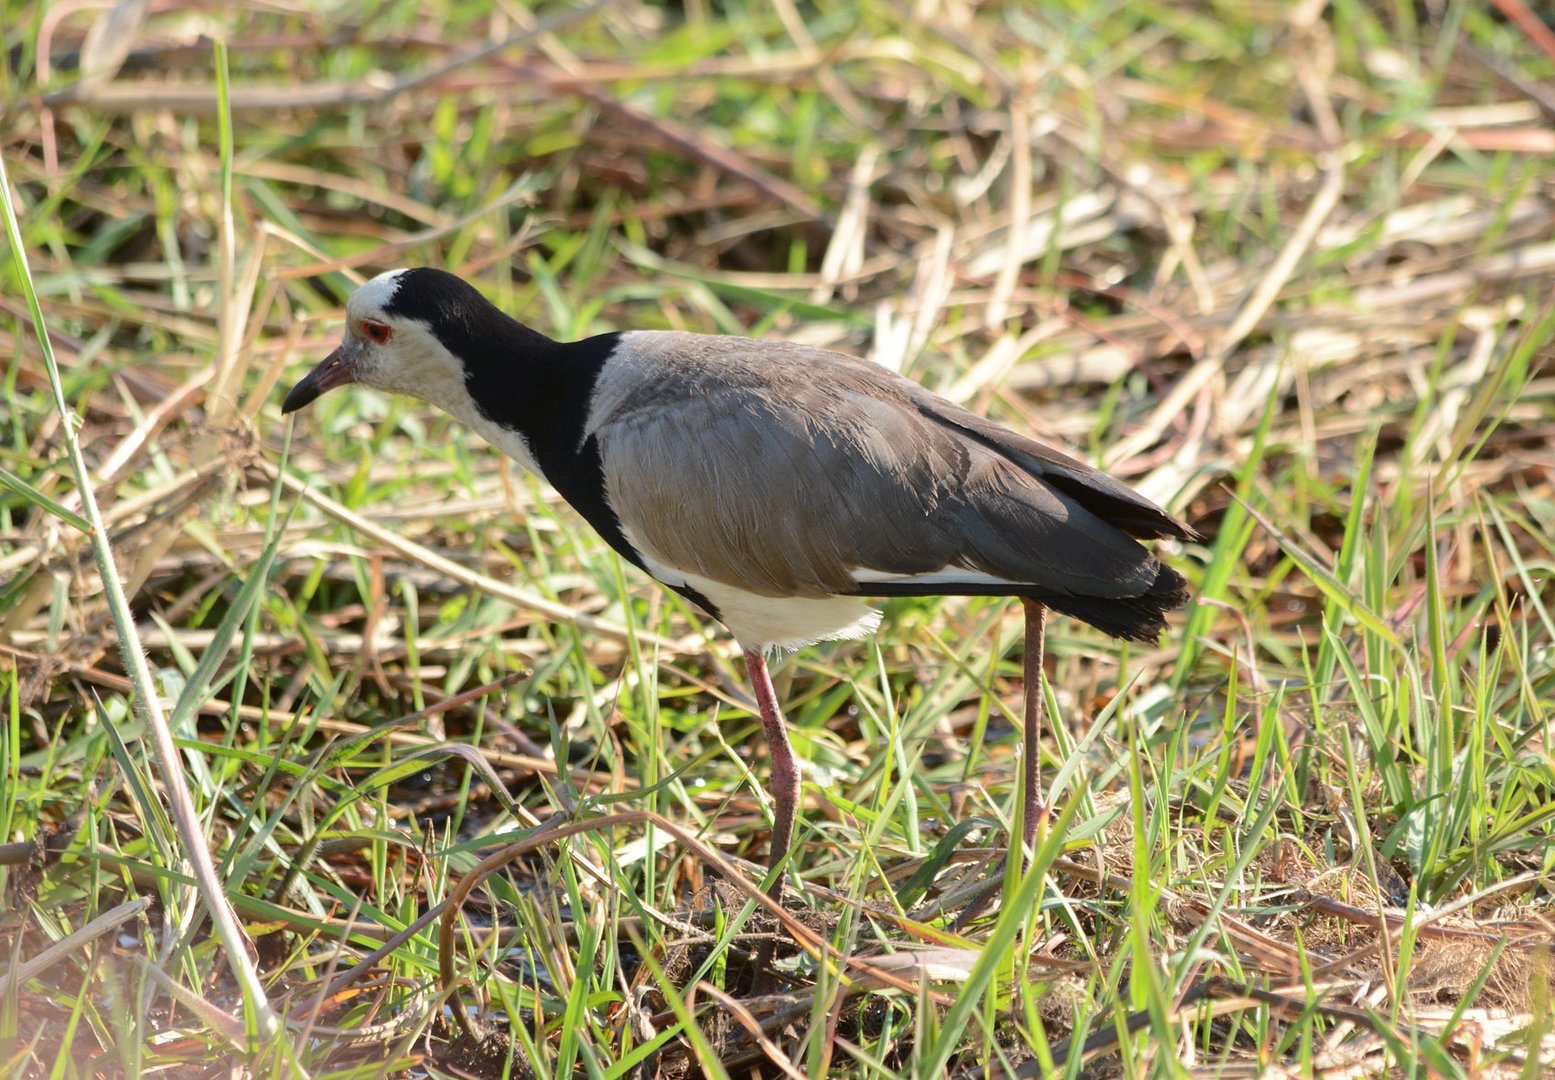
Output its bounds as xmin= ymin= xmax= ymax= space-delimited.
xmin=361 ymin=319 xmax=546 ymax=480
xmin=456 ymin=401 xmax=545 ymax=479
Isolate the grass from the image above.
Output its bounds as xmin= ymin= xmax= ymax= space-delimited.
xmin=3 ymin=0 xmax=1554 ymax=1076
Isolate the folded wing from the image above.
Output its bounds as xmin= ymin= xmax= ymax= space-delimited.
xmin=589 ymin=334 xmax=1194 ymax=641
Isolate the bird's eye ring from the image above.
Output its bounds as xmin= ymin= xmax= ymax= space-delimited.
xmin=361 ymin=319 xmax=392 ymax=345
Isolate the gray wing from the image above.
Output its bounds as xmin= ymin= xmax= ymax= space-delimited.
xmin=587 ymin=333 xmax=1191 ymax=635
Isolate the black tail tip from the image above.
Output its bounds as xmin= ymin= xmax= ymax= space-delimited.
xmin=1046 ymin=563 xmax=1192 ymax=643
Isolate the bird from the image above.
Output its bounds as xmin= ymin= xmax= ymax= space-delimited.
xmin=282 ymin=267 xmax=1196 ymax=899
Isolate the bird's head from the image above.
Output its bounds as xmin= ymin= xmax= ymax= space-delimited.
xmin=281 ymin=268 xmax=498 ymax=416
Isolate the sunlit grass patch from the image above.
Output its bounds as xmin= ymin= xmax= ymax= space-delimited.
xmin=3 ymin=1 xmax=1554 ymax=1076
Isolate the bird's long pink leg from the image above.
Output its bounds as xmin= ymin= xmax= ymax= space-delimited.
xmin=1021 ymin=598 xmax=1051 ymax=855
xmin=743 ymin=647 xmax=799 ymax=899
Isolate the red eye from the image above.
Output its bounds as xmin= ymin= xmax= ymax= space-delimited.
xmin=361 ymin=319 xmax=392 ymax=344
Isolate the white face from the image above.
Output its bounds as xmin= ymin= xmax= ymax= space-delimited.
xmin=339 ymin=270 xmax=473 ymax=417
xmin=300 ymin=269 xmax=544 ymax=477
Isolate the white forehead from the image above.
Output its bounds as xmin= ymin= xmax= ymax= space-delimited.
xmin=347 ymin=269 xmax=409 ymax=319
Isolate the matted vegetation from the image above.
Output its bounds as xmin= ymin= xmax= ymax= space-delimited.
xmin=3 ymin=1 xmax=1554 ymax=1076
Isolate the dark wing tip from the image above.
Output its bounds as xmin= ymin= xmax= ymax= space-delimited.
xmin=1042 ymin=482 xmax=1200 ymax=545
xmin=1041 ymin=561 xmax=1192 ymax=642
xmin=1151 ymin=513 xmax=1204 ymax=545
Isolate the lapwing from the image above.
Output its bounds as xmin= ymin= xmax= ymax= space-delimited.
xmin=283 ymin=268 xmax=1196 ymax=898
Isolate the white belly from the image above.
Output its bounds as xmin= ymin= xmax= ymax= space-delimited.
xmin=684 ymin=572 xmax=883 ymax=652
xmin=619 ymin=526 xmax=882 ymax=650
